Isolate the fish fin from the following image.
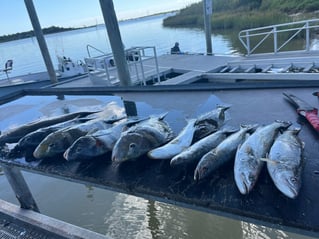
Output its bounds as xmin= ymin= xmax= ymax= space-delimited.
xmin=274 ymin=120 xmax=292 ymax=130
xmin=126 ymin=116 xmax=149 ymax=127
xmin=216 ymin=104 xmax=231 ymax=111
xmin=158 ymin=112 xmax=169 ymax=120
xmin=103 ymin=115 xmax=126 ymax=124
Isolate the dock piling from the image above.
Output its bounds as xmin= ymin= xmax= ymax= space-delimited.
xmin=2 ymin=165 xmax=39 ymax=212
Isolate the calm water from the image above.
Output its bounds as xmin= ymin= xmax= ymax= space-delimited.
xmin=0 ymin=13 xmax=235 ymax=78
xmin=0 ymin=14 xmax=315 ymax=239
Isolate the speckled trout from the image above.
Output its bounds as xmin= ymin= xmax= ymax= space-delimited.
xmin=263 ymin=128 xmax=304 ymax=199
xmin=170 ymin=128 xmax=236 ymax=167
xmin=234 ymin=121 xmax=291 ymax=195
xmin=148 ymin=106 xmax=229 ymax=160
xmin=33 ymin=116 xmax=123 ymax=159
xmin=112 ymin=113 xmax=174 ymax=163
xmin=147 ymin=119 xmax=197 ymax=160
xmin=194 ymin=124 xmax=257 ymax=181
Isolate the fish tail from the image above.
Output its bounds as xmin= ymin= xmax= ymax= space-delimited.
xmin=275 ymin=120 xmax=292 ymax=130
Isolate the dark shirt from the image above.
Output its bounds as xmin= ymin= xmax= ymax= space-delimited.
xmin=171 ymin=45 xmax=181 ymax=54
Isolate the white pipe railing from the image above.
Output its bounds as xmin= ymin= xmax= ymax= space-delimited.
xmin=238 ymin=19 xmax=319 ymax=56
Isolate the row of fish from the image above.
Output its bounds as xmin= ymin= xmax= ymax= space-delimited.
xmin=148 ymin=118 xmax=303 ymax=199
xmin=2 ymin=105 xmax=304 ymax=199
xmin=4 ymin=106 xmax=226 ymax=163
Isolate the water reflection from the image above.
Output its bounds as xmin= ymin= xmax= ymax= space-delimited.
xmin=102 ymin=192 xmax=314 ymax=239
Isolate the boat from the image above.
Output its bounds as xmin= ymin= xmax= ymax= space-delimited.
xmin=55 ymin=55 xmax=88 ymax=79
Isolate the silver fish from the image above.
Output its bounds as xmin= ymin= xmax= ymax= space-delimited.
xmin=112 ymin=113 xmax=174 ymax=163
xmin=194 ymin=124 xmax=257 ymax=181
xmin=33 ymin=117 xmax=122 ymax=159
xmin=264 ymin=128 xmax=304 ymax=199
xmin=64 ymin=118 xmax=146 ymax=161
xmin=0 ymin=111 xmax=99 ymax=145
xmin=147 ymin=119 xmax=197 ymax=160
xmin=234 ymin=120 xmax=291 ymax=195
xmin=9 ymin=117 xmax=89 ymax=157
xmin=170 ymin=128 xmax=236 ymax=167
xmin=192 ymin=106 xmax=229 ymax=142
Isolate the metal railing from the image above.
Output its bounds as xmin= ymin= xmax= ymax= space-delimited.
xmin=238 ymin=19 xmax=319 ymax=56
xmin=86 ymin=44 xmax=108 ymax=58
xmin=84 ymin=46 xmax=160 ymax=86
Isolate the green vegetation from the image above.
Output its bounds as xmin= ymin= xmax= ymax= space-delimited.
xmin=0 ymin=26 xmax=76 ymax=43
xmin=163 ymin=0 xmax=319 ymax=31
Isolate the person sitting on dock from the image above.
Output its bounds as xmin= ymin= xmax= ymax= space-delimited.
xmin=171 ymin=42 xmax=182 ymax=54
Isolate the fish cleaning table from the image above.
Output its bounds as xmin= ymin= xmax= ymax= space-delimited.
xmin=0 ymin=84 xmax=318 ymax=237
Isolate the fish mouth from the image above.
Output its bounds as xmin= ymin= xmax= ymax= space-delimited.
xmin=279 ymin=177 xmax=299 ymax=199
xmin=194 ymin=169 xmax=200 ymax=181
xmin=33 ymin=147 xmax=45 ymax=159
xmin=236 ymin=173 xmax=251 ymax=195
xmin=194 ymin=166 xmax=207 ymax=181
xmin=170 ymin=158 xmax=179 ymax=167
xmin=63 ymin=148 xmax=70 ymax=160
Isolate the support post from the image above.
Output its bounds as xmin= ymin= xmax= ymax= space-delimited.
xmin=99 ymin=0 xmax=132 ymax=86
xmin=2 ymin=165 xmax=40 ymax=212
xmin=24 ymin=0 xmax=58 ymax=84
xmin=203 ymin=0 xmax=213 ymax=55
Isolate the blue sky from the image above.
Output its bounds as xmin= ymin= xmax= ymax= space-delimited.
xmin=1 ymin=0 xmax=201 ymax=35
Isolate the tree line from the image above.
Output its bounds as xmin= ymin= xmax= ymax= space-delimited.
xmin=163 ymin=0 xmax=319 ymax=31
xmin=0 ymin=26 xmax=76 ymax=43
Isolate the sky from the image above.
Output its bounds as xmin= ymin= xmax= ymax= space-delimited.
xmin=1 ymin=0 xmax=201 ymax=35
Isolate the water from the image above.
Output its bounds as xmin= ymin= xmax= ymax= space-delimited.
xmin=0 ymin=14 xmax=315 ymax=239
xmin=0 ymin=13 xmax=236 ymax=78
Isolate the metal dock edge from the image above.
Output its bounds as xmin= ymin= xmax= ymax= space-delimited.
xmin=0 ymin=199 xmax=109 ymax=239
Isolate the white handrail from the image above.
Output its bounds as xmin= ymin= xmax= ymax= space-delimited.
xmin=238 ymin=18 xmax=319 ymax=55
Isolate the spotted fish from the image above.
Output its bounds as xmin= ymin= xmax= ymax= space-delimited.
xmin=263 ymin=128 xmax=304 ymax=199
xmin=234 ymin=120 xmax=291 ymax=195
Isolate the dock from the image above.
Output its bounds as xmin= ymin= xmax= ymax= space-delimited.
xmin=53 ymin=52 xmax=319 ymax=88
xmin=0 ymin=199 xmax=108 ymax=239
xmin=0 ymin=85 xmax=319 ymax=238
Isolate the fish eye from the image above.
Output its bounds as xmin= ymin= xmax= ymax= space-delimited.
xmin=129 ymin=143 xmax=136 ymax=149
xmin=290 ymin=177 xmax=297 ymax=183
xmin=49 ymin=143 xmax=55 ymax=148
